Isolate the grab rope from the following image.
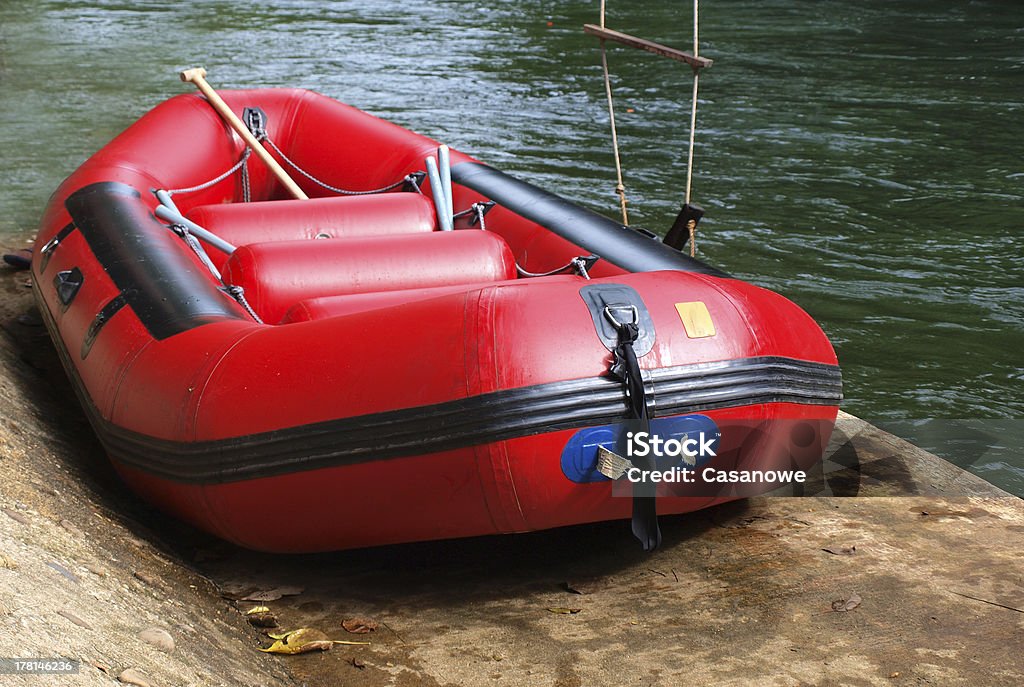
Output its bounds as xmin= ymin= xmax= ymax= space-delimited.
xmin=166 ymin=148 xmax=252 ymax=197
xmin=167 ymin=223 xmax=263 ymax=324
xmin=169 ymin=224 xmax=221 ymax=280
xmin=164 ymin=127 xmax=422 ymax=201
xmin=516 ymin=255 xmax=599 ymax=280
xmin=222 ymin=285 xmax=264 ymax=324
xmin=452 ymin=202 xmax=495 ymax=231
xmin=261 ymin=135 xmax=422 ymax=197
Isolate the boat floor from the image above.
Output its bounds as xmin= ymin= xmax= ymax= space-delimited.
xmin=2 ymin=265 xmax=1021 ymax=687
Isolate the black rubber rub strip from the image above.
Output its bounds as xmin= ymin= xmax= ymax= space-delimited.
xmin=65 ymin=182 xmax=243 ymax=341
xmin=95 ymin=356 xmax=841 ymax=485
xmin=451 ymin=161 xmax=730 ymax=278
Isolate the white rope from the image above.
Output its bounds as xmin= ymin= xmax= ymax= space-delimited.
xmin=685 ymin=0 xmax=700 ymax=256
xmin=599 ymin=0 xmax=630 ymax=226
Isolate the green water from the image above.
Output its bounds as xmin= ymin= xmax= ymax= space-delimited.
xmin=1 ymin=1 xmax=1021 ymax=493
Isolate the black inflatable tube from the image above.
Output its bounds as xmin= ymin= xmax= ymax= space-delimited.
xmin=65 ymin=182 xmax=243 ymax=340
xmin=451 ymin=162 xmax=730 ymax=278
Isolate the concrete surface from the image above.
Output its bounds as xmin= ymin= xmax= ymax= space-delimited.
xmin=1 ymin=254 xmax=1021 ymax=687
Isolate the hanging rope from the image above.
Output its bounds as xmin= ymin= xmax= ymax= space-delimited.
xmin=590 ymin=0 xmax=707 ymax=254
xmin=684 ymin=0 xmax=701 ymax=257
xmin=599 ymin=0 xmax=630 ymax=226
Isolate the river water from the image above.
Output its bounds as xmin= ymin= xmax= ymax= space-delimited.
xmin=1 ymin=0 xmax=1021 ymax=493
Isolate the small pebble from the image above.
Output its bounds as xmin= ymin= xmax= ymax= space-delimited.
xmin=118 ymin=667 xmax=156 ymax=687
xmin=138 ymin=627 xmax=175 ymax=653
xmin=85 ymin=563 xmax=108 ymax=577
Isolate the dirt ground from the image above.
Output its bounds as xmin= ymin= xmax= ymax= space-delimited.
xmin=1 ymin=252 xmax=1022 ymax=687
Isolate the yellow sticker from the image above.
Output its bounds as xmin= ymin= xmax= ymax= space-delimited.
xmin=675 ymin=301 xmax=716 ymax=338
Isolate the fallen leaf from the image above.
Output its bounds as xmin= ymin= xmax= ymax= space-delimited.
xmin=0 ymin=553 xmax=17 ymax=570
xmin=58 ymin=609 xmax=93 ymax=630
xmin=831 ymin=593 xmax=862 ymax=612
xmin=342 ymin=617 xmax=378 ymax=634
xmin=261 ymin=628 xmax=369 ymax=654
xmin=546 ymin=607 xmax=582 ymax=615
xmin=260 ymin=628 xmax=333 ymax=655
xmin=822 ymin=546 xmax=857 ymax=556
xmin=246 ymin=609 xmax=279 ymax=628
xmin=242 ymin=586 xmax=304 ymax=602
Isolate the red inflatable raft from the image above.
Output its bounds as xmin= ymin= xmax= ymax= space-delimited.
xmin=32 ymin=85 xmax=841 ymax=552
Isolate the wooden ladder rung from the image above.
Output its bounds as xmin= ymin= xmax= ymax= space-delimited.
xmin=583 ymin=24 xmax=713 ymax=70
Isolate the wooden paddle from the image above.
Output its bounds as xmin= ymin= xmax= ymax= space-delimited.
xmin=180 ymin=67 xmax=308 ymax=200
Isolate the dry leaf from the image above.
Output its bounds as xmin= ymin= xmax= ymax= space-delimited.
xmin=245 ymin=606 xmax=278 ymax=628
xmin=242 ymin=586 xmax=304 ymax=602
xmin=261 ymin=628 xmax=369 ymax=654
xmin=260 ymin=628 xmax=333 ymax=655
xmin=58 ymin=609 xmax=93 ymax=630
xmin=831 ymin=593 xmax=862 ymax=612
xmin=546 ymin=607 xmax=582 ymax=614
xmin=822 ymin=546 xmax=857 ymax=556
xmin=342 ymin=617 xmax=378 ymax=634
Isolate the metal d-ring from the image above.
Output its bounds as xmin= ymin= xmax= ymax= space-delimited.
xmin=603 ymin=304 xmax=638 ymax=330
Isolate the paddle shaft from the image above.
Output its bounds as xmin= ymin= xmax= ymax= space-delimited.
xmin=180 ymin=68 xmax=308 ymax=200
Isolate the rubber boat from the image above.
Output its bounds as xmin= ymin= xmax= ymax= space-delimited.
xmin=32 ymin=81 xmax=841 ymax=552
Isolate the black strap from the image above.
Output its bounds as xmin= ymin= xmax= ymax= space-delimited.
xmin=605 ymin=304 xmax=661 ymax=551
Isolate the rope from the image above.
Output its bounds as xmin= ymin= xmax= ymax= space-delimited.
xmin=685 ymin=0 xmax=700 ymax=257
xmin=168 ymin=223 xmax=263 ymax=323
xmin=166 ymin=136 xmax=419 ymax=201
xmin=223 ymin=285 xmax=264 ymax=324
xmin=170 ymin=225 xmax=222 ymax=281
xmin=452 ymin=202 xmax=492 ymax=231
xmin=167 ymin=149 xmax=252 ymax=196
xmin=516 ymin=255 xmax=597 ymax=280
xmin=599 ymin=0 xmax=630 ymax=226
xmin=261 ymin=136 xmax=418 ymax=196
